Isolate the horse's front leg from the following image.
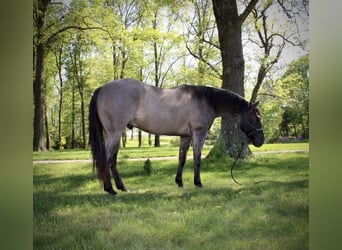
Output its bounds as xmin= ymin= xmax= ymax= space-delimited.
xmin=175 ymin=136 xmax=192 ymax=187
xmin=192 ymin=131 xmax=208 ymax=188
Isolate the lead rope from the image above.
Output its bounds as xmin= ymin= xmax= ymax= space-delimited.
xmin=230 ymin=142 xmax=244 ymax=185
xmin=230 ymin=142 xmax=271 ymax=185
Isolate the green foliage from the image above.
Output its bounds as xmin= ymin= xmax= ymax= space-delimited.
xmin=258 ymin=94 xmax=283 ymax=142
xmin=278 ymin=55 xmax=309 ymax=139
xmin=34 ymin=152 xmax=308 ymax=249
xmin=37 ymin=0 xmax=308 ymax=150
xmin=254 ymin=54 xmax=309 ymax=142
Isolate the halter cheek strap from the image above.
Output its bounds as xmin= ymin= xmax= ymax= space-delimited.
xmin=245 ymin=121 xmax=263 ymax=137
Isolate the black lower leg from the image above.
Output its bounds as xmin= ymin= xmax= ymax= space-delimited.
xmin=175 ymin=168 xmax=184 ymax=188
xmin=113 ymin=169 xmax=129 ymax=192
xmin=111 ymin=166 xmax=130 ymax=192
xmin=176 ymin=136 xmax=191 ymax=188
xmin=104 ymin=174 xmax=117 ymax=195
xmin=194 ymin=163 xmax=202 ymax=187
xmin=109 ymin=153 xmax=130 ymax=192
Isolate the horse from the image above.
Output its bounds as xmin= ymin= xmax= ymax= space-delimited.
xmin=88 ymin=78 xmax=264 ymax=195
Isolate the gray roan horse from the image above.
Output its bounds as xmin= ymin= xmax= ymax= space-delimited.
xmin=88 ymin=78 xmax=264 ymax=195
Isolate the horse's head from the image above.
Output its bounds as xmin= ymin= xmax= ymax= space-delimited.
xmin=240 ymin=101 xmax=264 ymax=147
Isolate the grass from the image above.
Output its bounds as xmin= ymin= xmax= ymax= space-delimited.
xmin=33 ymin=141 xmax=309 ymax=160
xmin=33 ymin=151 xmax=308 ymax=249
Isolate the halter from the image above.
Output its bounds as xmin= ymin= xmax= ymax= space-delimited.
xmin=245 ymin=121 xmax=263 ymax=137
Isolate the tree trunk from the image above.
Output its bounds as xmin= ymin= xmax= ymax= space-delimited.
xmin=44 ymin=103 xmax=51 ymax=150
xmin=33 ymin=42 xmax=46 ymax=151
xmin=210 ymin=0 xmax=258 ymax=158
xmin=33 ymin=0 xmax=52 ymax=151
xmin=148 ymin=133 xmax=152 ymax=146
xmin=79 ymin=90 xmax=86 ymax=148
xmin=154 ymin=135 xmax=160 ymax=147
xmin=120 ymin=50 xmax=127 ymax=148
xmin=138 ymin=129 xmax=142 ymax=147
xmin=152 ymin=11 xmax=161 ymax=148
xmin=56 ymin=47 xmax=64 ymax=149
xmin=71 ymin=86 xmax=76 ymax=149
xmin=153 ymin=40 xmax=161 ymax=147
xmin=138 ymin=69 xmax=143 ymax=147
xmin=122 ymin=130 xmax=127 ymax=148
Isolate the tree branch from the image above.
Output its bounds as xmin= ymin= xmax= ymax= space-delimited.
xmin=46 ymin=25 xmax=105 ymax=47
xmin=239 ymin=0 xmax=259 ymax=25
xmin=269 ymin=33 xmax=302 ymax=47
xmin=276 ymin=0 xmax=292 ymax=19
xmin=202 ymin=38 xmax=220 ymax=50
xmin=258 ymin=92 xmax=285 ymax=99
xmin=186 ymin=43 xmax=222 ymax=79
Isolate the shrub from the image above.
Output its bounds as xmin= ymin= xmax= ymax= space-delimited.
xmin=143 ymin=159 xmax=152 ymax=176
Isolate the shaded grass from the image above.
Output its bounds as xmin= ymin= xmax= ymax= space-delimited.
xmin=33 ymin=153 xmax=308 ymax=249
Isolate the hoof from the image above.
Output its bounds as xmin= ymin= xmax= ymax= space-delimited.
xmin=175 ymin=177 xmax=183 ymax=188
xmin=194 ymin=181 xmax=203 ymax=188
xmin=104 ymin=187 xmax=117 ymax=196
xmin=117 ymin=186 xmax=131 ymax=193
xmin=119 ymin=186 xmax=131 ymax=192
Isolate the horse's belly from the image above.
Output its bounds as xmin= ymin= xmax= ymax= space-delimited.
xmin=132 ymin=115 xmax=192 ymax=136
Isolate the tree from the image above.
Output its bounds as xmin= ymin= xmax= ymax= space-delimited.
xmin=35 ymin=0 xmax=308 ymax=151
xmin=247 ymin=0 xmax=308 ymax=103
xmin=51 ymin=40 xmax=66 ymax=149
xmin=67 ymin=34 xmax=92 ymax=148
xmin=184 ymin=0 xmax=222 ymax=85
xmin=210 ymin=0 xmax=308 ymax=157
xmin=33 ymin=0 xmax=103 ymax=151
xmin=210 ymin=0 xmax=259 ymax=158
xmin=33 ymin=0 xmax=51 ymax=151
xmin=279 ymin=54 xmax=309 ymax=139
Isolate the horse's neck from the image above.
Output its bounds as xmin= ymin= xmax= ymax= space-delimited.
xmin=211 ymin=90 xmax=249 ymax=117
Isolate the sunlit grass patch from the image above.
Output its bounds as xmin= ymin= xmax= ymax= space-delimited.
xmin=33 ymin=142 xmax=309 ymax=160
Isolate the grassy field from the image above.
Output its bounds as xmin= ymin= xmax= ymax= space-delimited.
xmin=33 ymin=140 xmax=309 ymax=160
xmin=33 ymin=148 xmax=309 ymax=249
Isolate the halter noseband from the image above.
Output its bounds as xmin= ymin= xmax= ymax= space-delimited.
xmin=244 ymin=121 xmax=263 ymax=137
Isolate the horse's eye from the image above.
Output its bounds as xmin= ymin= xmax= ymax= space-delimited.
xmin=256 ymin=112 xmax=261 ymax=120
xmin=254 ymin=108 xmax=262 ymax=120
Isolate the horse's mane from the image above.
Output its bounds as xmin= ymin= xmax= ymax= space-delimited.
xmin=180 ymin=85 xmax=250 ymax=115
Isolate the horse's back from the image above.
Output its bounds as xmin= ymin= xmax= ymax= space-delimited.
xmin=100 ymin=78 xmax=143 ymax=94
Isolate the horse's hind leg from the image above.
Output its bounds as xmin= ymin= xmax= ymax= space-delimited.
xmin=106 ymin=133 xmax=130 ymax=193
xmin=175 ymin=136 xmax=192 ymax=187
xmin=104 ymin=174 xmax=117 ymax=195
xmin=109 ymin=152 xmax=130 ymax=192
xmin=102 ymin=133 xmax=127 ymax=195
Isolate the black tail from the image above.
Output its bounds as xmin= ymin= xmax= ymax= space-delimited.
xmin=88 ymin=87 xmax=108 ymax=181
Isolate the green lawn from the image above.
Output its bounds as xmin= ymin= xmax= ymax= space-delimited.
xmin=33 ymin=152 xmax=308 ymax=249
xmin=33 ymin=141 xmax=309 ymax=160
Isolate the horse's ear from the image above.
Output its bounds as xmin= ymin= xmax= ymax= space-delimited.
xmin=251 ymin=100 xmax=260 ymax=108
